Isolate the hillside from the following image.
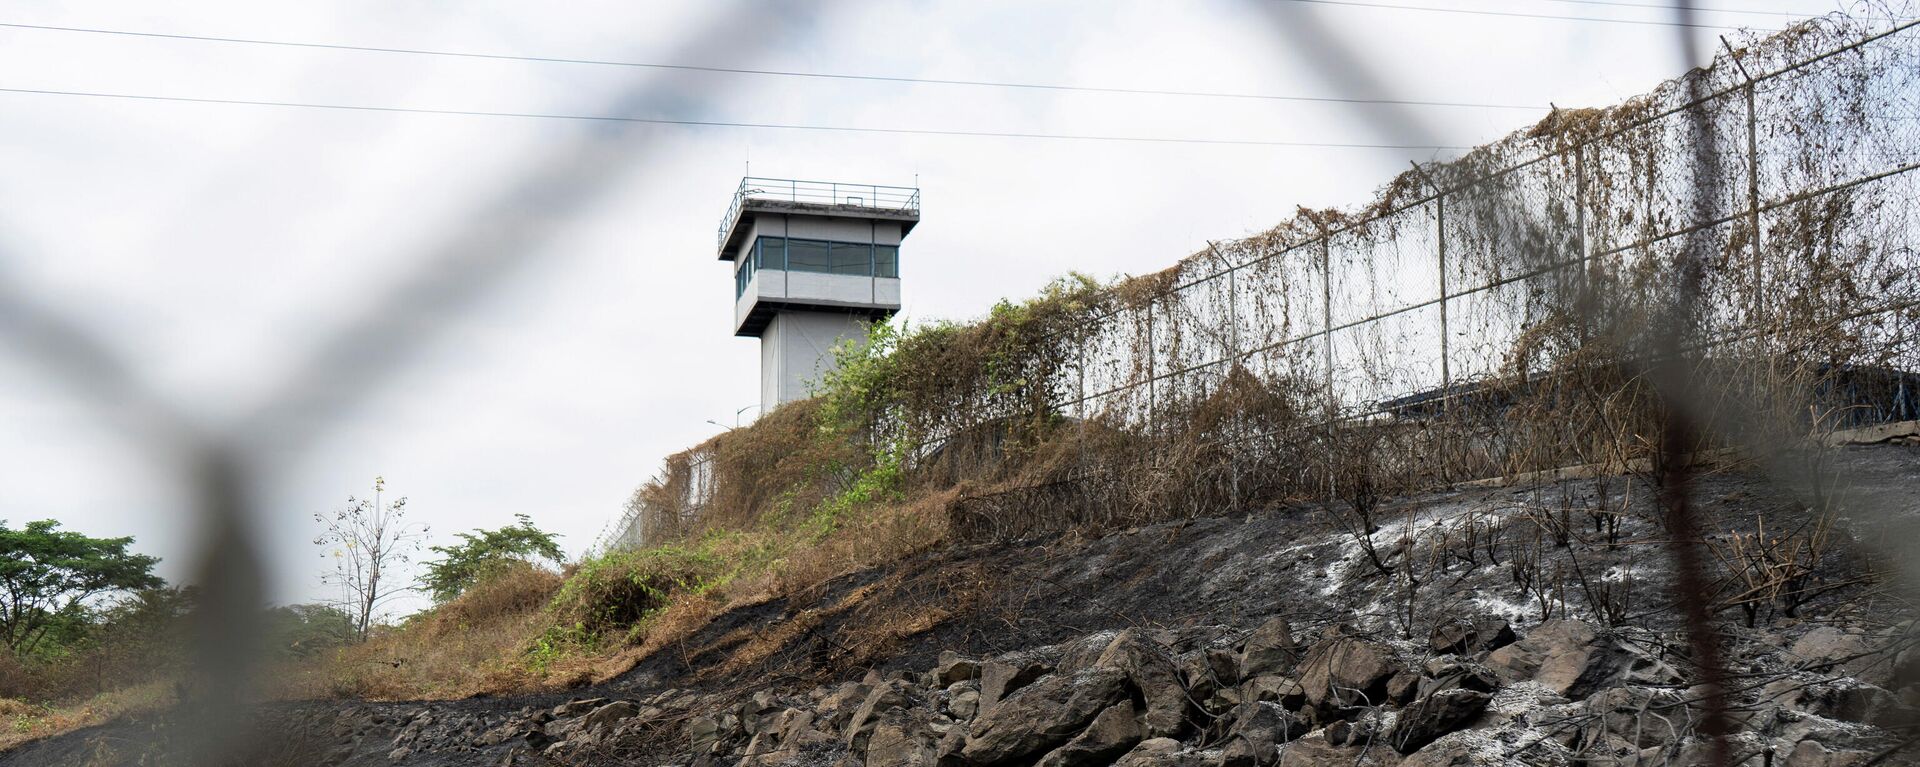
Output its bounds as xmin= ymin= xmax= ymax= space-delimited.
xmin=6 ymin=442 xmax=1916 ymax=766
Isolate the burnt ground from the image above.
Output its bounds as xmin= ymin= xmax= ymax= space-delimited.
xmin=5 ymin=443 xmax=1917 ymax=766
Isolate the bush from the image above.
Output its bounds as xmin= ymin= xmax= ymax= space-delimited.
xmin=548 ymin=545 xmax=729 ymax=643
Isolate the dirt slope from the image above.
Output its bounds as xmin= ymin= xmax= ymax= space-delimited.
xmin=6 ymin=445 xmax=1917 ymax=766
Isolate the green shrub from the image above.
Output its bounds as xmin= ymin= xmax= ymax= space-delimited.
xmin=546 ymin=545 xmax=728 ymax=643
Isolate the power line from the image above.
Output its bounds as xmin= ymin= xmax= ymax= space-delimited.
xmin=1536 ymin=0 xmax=1843 ymax=18
xmin=0 ymin=86 xmax=1475 ymax=150
xmin=1283 ymin=0 xmax=1780 ymax=31
xmin=1542 ymin=0 xmax=1905 ymax=22
xmin=0 ymin=21 xmax=1544 ymax=111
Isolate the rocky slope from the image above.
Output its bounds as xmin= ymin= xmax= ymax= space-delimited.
xmin=6 ymin=445 xmax=1919 ymax=766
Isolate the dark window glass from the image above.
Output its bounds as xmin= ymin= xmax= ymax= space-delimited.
xmin=874 ymin=245 xmax=899 ymax=278
xmin=756 ymin=237 xmax=786 ymax=270
xmin=787 ymin=239 xmax=830 ymax=273
xmin=830 ymin=242 xmax=872 ymax=275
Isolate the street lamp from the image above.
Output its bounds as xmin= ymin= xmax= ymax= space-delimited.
xmin=706 ymin=403 xmax=760 ymax=431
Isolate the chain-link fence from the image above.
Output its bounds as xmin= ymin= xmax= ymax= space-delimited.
xmin=619 ymin=14 xmax=1919 ymax=552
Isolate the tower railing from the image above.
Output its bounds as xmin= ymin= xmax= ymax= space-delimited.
xmin=716 ymin=176 xmax=920 ymax=250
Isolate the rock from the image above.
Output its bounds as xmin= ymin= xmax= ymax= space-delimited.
xmin=1429 ymin=619 xmax=1477 ymax=656
xmin=1296 ymin=634 xmax=1397 ymax=710
xmin=1386 ymin=672 xmax=1421 ymax=704
xmin=1431 ymin=616 xmax=1516 ymax=656
xmin=979 ymin=659 xmax=1052 ymax=716
xmin=1272 ymin=730 xmax=1400 ymax=767
xmin=1113 ymin=737 xmax=1186 ymax=767
xmin=1785 ymin=740 xmax=1877 ymax=767
xmin=1220 ymin=701 xmax=1305 ymax=766
xmin=1791 ymin=627 xmax=1894 ymax=687
xmin=1395 ymin=731 xmax=1504 ymax=767
xmin=688 ymin=715 xmax=722 ymax=754
xmin=1034 ymin=701 xmax=1142 ymax=767
xmin=1218 ymin=735 xmax=1263 ymax=767
xmin=1418 ymin=657 xmax=1499 ymax=696
xmin=1241 ymin=675 xmax=1306 ymax=710
xmin=938 ymin=651 xmax=981 ymax=685
xmin=550 ymin=698 xmax=607 ymax=718
xmin=847 ymin=680 xmax=915 ymax=752
xmin=1182 ymin=648 xmax=1240 ymax=705
xmin=821 ymin=681 xmax=874 ymax=730
xmin=950 ymin=689 xmax=982 ymax=721
xmin=1582 ymin=687 xmax=1686 ymax=749
xmin=1386 ymin=688 xmax=1493 ymax=754
xmin=961 ymin=667 xmax=1128 ymax=766
xmin=1238 ymin=618 xmax=1299 ymax=679
xmin=867 ymin=721 xmax=931 ymax=767
xmin=1096 ymin=629 xmax=1189 ymax=738
xmin=1483 ymin=620 xmax=1669 ymax=700
xmin=577 ymin=700 xmax=640 ymax=733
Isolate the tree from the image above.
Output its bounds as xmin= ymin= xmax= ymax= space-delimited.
xmin=0 ymin=520 xmax=163 ymax=656
xmin=263 ymin=603 xmax=354 ymax=659
xmin=314 ymin=477 xmax=428 ymax=642
xmin=419 ymin=514 xmax=563 ymax=603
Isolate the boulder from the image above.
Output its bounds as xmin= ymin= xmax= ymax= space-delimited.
xmin=1219 ymin=701 xmax=1305 ymax=766
xmin=1113 ymin=737 xmax=1187 ymax=767
xmin=1395 ymin=731 xmax=1505 ymax=767
xmin=1784 ymin=740 xmax=1878 ymax=767
xmin=961 ymin=667 xmax=1128 ymax=766
xmin=938 ymin=651 xmax=981 ymax=685
xmin=847 ymin=680 xmax=915 ymax=752
xmin=978 ymin=659 xmax=1052 ymax=716
xmin=550 ymin=698 xmax=607 ymax=718
xmin=1429 ymin=616 xmax=1516 ymax=656
xmin=576 ymin=700 xmax=641 ymax=734
xmin=1241 ymin=675 xmax=1306 ymax=711
xmin=1272 ymin=730 xmax=1401 ymax=767
xmin=1386 ymin=688 xmax=1493 ymax=754
xmin=1238 ymin=618 xmax=1299 ymax=679
xmin=1034 ymin=701 xmax=1142 ymax=767
xmin=1791 ymin=627 xmax=1894 ymax=687
xmin=1296 ymin=634 xmax=1397 ymax=710
xmin=867 ymin=721 xmax=933 ymax=767
xmin=820 ymin=681 xmax=874 ymax=731
xmin=687 ymin=715 xmax=722 ymax=755
xmin=949 ymin=689 xmax=982 ymax=721
xmin=1483 ymin=620 xmax=1671 ymax=700
xmin=1581 ymin=687 xmax=1686 ymax=749
xmin=1096 ymin=630 xmax=1189 ymax=738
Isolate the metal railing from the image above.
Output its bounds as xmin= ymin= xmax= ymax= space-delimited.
xmin=715 ymin=176 xmax=920 ymax=251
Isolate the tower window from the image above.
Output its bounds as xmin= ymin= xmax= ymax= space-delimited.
xmin=830 ymin=242 xmax=872 ymax=275
xmin=748 ymin=236 xmax=899 ymax=278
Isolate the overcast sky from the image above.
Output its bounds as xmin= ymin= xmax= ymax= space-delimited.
xmin=0 ymin=0 xmax=1871 ymax=613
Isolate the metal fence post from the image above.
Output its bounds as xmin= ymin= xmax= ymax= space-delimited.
xmin=1724 ymin=37 xmax=1764 ymax=340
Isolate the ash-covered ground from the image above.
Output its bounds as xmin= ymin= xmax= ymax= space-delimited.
xmin=7 ymin=443 xmax=1918 ymax=766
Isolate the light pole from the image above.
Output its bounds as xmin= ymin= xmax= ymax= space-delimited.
xmin=706 ymin=403 xmax=759 ymax=431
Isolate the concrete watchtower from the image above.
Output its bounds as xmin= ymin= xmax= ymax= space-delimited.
xmin=715 ymin=176 xmax=920 ymax=413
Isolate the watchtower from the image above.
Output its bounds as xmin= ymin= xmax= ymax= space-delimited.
xmin=715 ymin=177 xmax=920 ymax=413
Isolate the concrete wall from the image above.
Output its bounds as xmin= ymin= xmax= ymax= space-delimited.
xmin=760 ymin=310 xmax=872 ymax=412
xmin=748 ymin=215 xmax=903 ymax=248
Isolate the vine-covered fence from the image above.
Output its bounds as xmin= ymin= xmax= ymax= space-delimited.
xmin=608 ymin=15 xmax=1920 ymax=551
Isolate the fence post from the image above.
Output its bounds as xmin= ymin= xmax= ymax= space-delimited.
xmin=1321 ymin=233 xmax=1335 ymax=498
xmin=1576 ymin=143 xmax=1589 ymax=348
xmin=1213 ymin=241 xmax=1241 ymax=512
xmin=1410 ymin=162 xmax=1449 ymax=399
xmin=1722 ymin=37 xmax=1764 ymax=342
xmin=1147 ymin=299 xmax=1157 ymax=433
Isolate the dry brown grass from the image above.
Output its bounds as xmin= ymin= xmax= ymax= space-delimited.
xmin=0 ymin=680 xmax=172 ymax=753
xmin=275 ymin=562 xmax=564 ymax=701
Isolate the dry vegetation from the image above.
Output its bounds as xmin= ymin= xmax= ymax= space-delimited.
xmin=6 ymin=17 xmax=1914 ymax=756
